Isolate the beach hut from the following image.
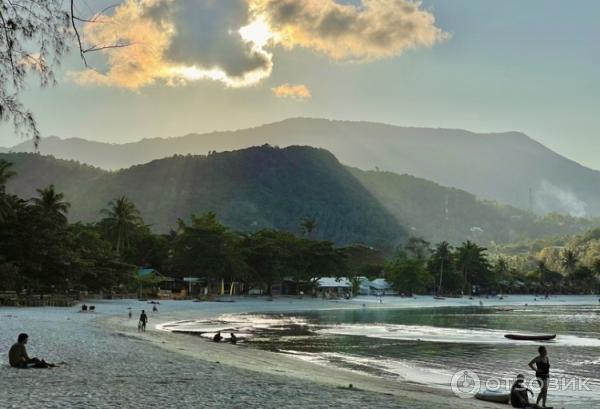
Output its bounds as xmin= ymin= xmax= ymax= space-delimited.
xmin=357 ymin=277 xmax=393 ymax=296
xmin=135 ymin=268 xmax=174 ymax=298
xmin=316 ymin=277 xmax=352 ymax=297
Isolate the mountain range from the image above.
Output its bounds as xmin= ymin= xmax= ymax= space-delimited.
xmin=4 ymin=118 xmax=600 ymax=217
xmin=1 ymin=146 xmax=593 ymax=248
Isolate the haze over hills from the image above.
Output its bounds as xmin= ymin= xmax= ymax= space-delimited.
xmin=1 ymin=146 xmax=594 ymax=248
xmin=5 ymin=118 xmax=600 ymax=217
xmin=349 ymin=168 xmax=593 ymax=245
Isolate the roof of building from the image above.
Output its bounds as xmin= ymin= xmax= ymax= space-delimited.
xmin=370 ymin=278 xmax=391 ymax=290
xmin=316 ymin=277 xmax=351 ymax=288
xmin=135 ymin=268 xmax=174 ymax=282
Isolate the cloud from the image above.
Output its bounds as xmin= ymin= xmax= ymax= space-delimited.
xmin=72 ymin=0 xmax=273 ymax=89
xmin=272 ymin=83 xmax=311 ymax=99
xmin=249 ymin=0 xmax=448 ymax=61
xmin=72 ymin=0 xmax=446 ymax=89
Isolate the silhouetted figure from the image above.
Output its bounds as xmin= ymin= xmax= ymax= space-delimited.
xmin=152 ymin=304 xmax=158 ymax=313
xmin=529 ymin=346 xmax=550 ymax=407
xmin=138 ymin=310 xmax=148 ymax=332
xmin=89 ymin=305 xmax=95 ymax=312
xmin=510 ymin=374 xmax=539 ymax=408
xmin=81 ymin=304 xmax=87 ymax=312
xmin=9 ymin=333 xmax=54 ymax=368
xmin=128 ymin=310 xmax=132 ymax=319
xmin=213 ymin=331 xmax=222 ymax=342
xmin=229 ymin=333 xmax=237 ymax=344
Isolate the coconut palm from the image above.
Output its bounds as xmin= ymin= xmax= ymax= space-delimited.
xmin=0 ymin=160 xmax=16 ymax=222
xmin=455 ymin=240 xmax=491 ymax=293
xmin=31 ymin=184 xmax=70 ymax=223
xmin=432 ymin=241 xmax=452 ymax=295
xmin=561 ymin=249 xmax=579 ymax=275
xmin=300 ymin=217 xmax=318 ymax=237
xmin=101 ymin=196 xmax=143 ymax=253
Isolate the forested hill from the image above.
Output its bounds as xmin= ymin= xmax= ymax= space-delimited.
xmin=1 ymin=148 xmax=406 ymax=247
xmin=7 ymin=118 xmax=600 ymax=217
xmin=1 ymin=153 xmax=104 ymax=203
xmin=2 ymin=148 xmax=594 ymax=248
xmin=348 ymin=168 xmax=595 ymax=245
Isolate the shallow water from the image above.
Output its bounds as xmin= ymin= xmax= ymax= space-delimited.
xmin=166 ymin=296 xmax=600 ymax=408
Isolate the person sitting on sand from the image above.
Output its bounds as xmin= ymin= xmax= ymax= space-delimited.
xmin=213 ymin=331 xmax=222 ymax=342
xmin=9 ymin=333 xmax=54 ymax=369
xmin=229 ymin=333 xmax=237 ymax=344
xmin=138 ymin=310 xmax=148 ymax=332
xmin=529 ymin=346 xmax=550 ymax=408
xmin=510 ymin=374 xmax=540 ymax=409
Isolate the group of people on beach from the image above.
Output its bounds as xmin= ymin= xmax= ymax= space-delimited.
xmin=212 ymin=331 xmax=237 ymax=344
xmin=510 ymin=346 xmax=551 ymax=409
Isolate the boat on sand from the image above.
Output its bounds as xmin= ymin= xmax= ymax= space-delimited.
xmin=504 ymin=333 xmax=556 ymax=341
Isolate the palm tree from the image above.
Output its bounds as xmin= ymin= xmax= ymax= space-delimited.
xmin=31 ymin=184 xmax=70 ymax=223
xmin=455 ymin=240 xmax=490 ymax=294
xmin=101 ymin=196 xmax=143 ymax=253
xmin=300 ymin=217 xmax=318 ymax=237
xmin=0 ymin=160 xmax=16 ymax=222
xmin=433 ymin=241 xmax=452 ymax=295
xmin=561 ymin=249 xmax=578 ymax=275
xmin=0 ymin=160 xmax=15 ymax=190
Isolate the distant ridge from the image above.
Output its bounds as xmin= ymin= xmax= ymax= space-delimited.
xmin=7 ymin=117 xmax=600 ymax=216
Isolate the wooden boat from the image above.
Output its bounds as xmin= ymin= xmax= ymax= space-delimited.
xmin=475 ymin=390 xmax=510 ymax=404
xmin=504 ymin=333 xmax=556 ymax=341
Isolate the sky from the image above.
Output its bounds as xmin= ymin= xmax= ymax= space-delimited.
xmin=1 ymin=0 xmax=599 ymax=169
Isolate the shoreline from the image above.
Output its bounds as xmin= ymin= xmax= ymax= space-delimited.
xmin=99 ymin=296 xmax=553 ymax=408
xmin=4 ymin=295 xmax=597 ymax=407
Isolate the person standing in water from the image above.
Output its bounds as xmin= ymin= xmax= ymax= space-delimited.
xmin=528 ymin=346 xmax=550 ymax=407
xmin=139 ymin=310 xmax=148 ymax=332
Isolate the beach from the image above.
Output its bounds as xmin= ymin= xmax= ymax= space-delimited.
xmin=1 ymin=296 xmax=598 ymax=408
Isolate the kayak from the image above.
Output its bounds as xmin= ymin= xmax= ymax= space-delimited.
xmin=505 ymin=334 xmax=556 ymax=341
xmin=475 ymin=390 xmax=510 ymax=404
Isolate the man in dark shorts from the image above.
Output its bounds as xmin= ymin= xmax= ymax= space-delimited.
xmin=139 ymin=310 xmax=148 ymax=332
xmin=213 ymin=331 xmax=222 ymax=342
xmin=8 ymin=333 xmax=53 ymax=368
